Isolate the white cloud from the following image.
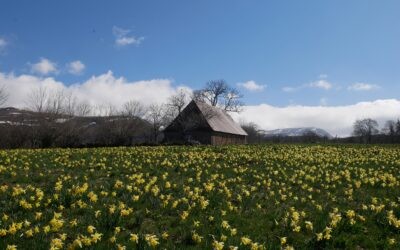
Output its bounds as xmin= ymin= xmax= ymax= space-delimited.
xmin=112 ymin=26 xmax=144 ymax=47
xmin=283 ymin=79 xmax=333 ymax=92
xmin=348 ymin=82 xmax=380 ymax=91
xmin=237 ymin=80 xmax=266 ymax=91
xmin=282 ymin=86 xmax=297 ymax=92
xmin=31 ymin=58 xmax=58 ymax=75
xmin=67 ymin=60 xmax=85 ymax=75
xmin=308 ymin=79 xmax=332 ymax=90
xmin=0 ymin=70 xmax=190 ymax=110
xmin=232 ymin=99 xmax=400 ymax=137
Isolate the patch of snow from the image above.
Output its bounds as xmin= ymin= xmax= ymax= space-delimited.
xmin=55 ymin=118 xmax=68 ymax=123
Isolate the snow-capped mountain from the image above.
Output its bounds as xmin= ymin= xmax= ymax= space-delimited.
xmin=263 ymin=127 xmax=333 ymax=139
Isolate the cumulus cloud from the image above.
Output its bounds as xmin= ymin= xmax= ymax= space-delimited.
xmin=237 ymin=80 xmax=266 ymax=91
xmin=31 ymin=58 xmax=58 ymax=75
xmin=282 ymin=79 xmax=333 ymax=92
xmin=232 ymin=99 xmax=400 ymax=137
xmin=112 ymin=26 xmax=144 ymax=47
xmin=308 ymin=79 xmax=332 ymax=90
xmin=348 ymin=82 xmax=380 ymax=91
xmin=0 ymin=71 xmax=191 ymax=110
xmin=67 ymin=60 xmax=85 ymax=75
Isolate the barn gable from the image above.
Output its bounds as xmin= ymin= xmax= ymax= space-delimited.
xmin=195 ymin=101 xmax=247 ymax=136
xmin=164 ymin=100 xmax=211 ymax=132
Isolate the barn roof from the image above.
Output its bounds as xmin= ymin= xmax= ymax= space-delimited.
xmin=193 ymin=101 xmax=248 ymax=136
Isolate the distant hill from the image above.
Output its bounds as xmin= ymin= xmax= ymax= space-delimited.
xmin=263 ymin=127 xmax=333 ymax=139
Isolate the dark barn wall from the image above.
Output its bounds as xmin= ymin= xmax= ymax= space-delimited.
xmin=164 ymin=130 xmax=212 ymax=144
xmin=211 ymin=132 xmax=247 ymax=145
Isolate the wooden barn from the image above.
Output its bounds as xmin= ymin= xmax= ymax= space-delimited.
xmin=163 ymin=100 xmax=247 ymax=145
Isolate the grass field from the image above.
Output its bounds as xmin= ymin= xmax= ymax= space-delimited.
xmin=1 ymin=144 xmax=400 ymax=249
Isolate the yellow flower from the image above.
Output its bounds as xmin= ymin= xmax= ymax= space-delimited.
xmin=2 ymin=213 xmax=9 ymax=221
xmin=87 ymin=225 xmax=96 ymax=234
xmin=50 ymin=238 xmax=63 ymax=250
xmin=88 ymin=191 xmax=98 ymax=202
xmin=91 ymin=232 xmax=103 ymax=243
xmin=192 ymin=231 xmax=203 ymax=244
xmin=130 ymin=233 xmax=139 ymax=243
xmin=25 ymin=229 xmax=34 ymax=238
xmin=162 ymin=231 xmax=169 ymax=239
xmin=43 ymin=225 xmax=51 ymax=234
xmin=109 ymin=236 xmax=117 ymax=243
xmin=0 ymin=229 xmax=7 ymax=236
xmin=180 ymin=211 xmax=189 ymax=220
xmin=346 ymin=210 xmax=355 ymax=218
xmin=280 ymin=237 xmax=287 ymax=245
xmin=241 ymin=236 xmax=252 ymax=245
xmin=145 ymin=234 xmax=159 ymax=248
xmin=59 ymin=233 xmax=67 ymax=241
xmin=212 ymin=240 xmax=224 ymax=250
xmin=6 ymin=245 xmax=17 ymax=250
xmin=35 ymin=212 xmax=42 ymax=220
xmin=221 ymin=220 xmax=230 ymax=229
xmin=70 ymin=219 xmax=78 ymax=227
xmin=221 ymin=234 xmax=227 ymax=242
xmin=23 ymin=220 xmax=31 ymax=227
xmin=117 ymin=244 xmax=126 ymax=250
xmin=305 ymin=221 xmax=313 ymax=231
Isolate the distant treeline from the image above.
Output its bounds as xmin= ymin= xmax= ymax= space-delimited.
xmin=1 ymin=112 xmax=399 ymax=149
xmin=0 ymin=112 xmax=154 ymax=149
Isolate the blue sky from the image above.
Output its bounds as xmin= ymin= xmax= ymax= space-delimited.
xmin=1 ymin=1 xmax=400 ymax=135
xmin=1 ymin=0 xmax=400 ymax=106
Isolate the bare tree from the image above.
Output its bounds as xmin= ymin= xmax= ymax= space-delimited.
xmin=353 ymin=118 xmax=379 ymax=143
xmin=26 ymin=86 xmax=48 ymax=113
xmin=62 ymin=92 xmax=79 ymax=116
xmin=222 ymin=87 xmax=243 ymax=112
xmin=46 ymin=89 xmax=66 ymax=115
xmin=93 ymin=104 xmax=117 ymax=117
xmin=165 ymin=89 xmax=190 ymax=124
xmin=25 ymin=87 xmax=67 ymax=147
xmin=396 ymin=119 xmax=400 ymax=135
xmin=193 ymin=79 xmax=243 ymax=112
xmin=146 ymin=104 xmax=167 ymax=143
xmin=241 ymin=122 xmax=262 ymax=144
xmin=382 ymin=120 xmax=396 ymax=136
xmin=75 ymin=102 xmax=92 ymax=117
xmin=168 ymin=89 xmax=189 ymax=115
xmin=121 ymin=100 xmax=146 ymax=118
xmin=0 ymin=85 xmax=8 ymax=107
